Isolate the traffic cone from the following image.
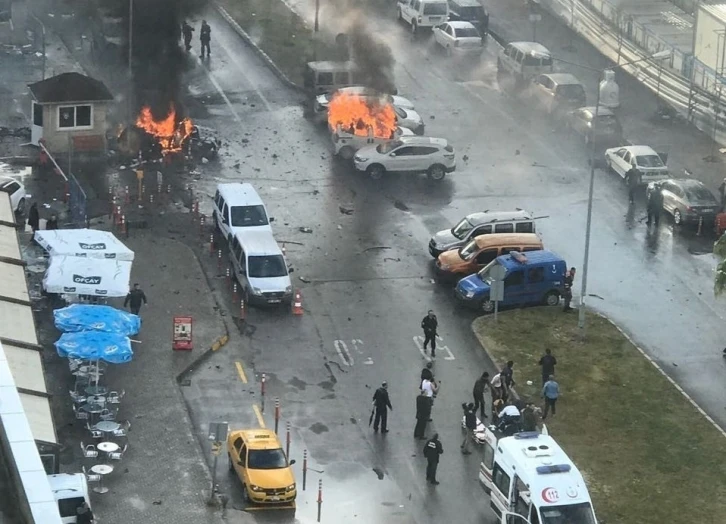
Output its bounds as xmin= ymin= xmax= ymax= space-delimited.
xmin=292 ymin=290 xmax=303 ymax=315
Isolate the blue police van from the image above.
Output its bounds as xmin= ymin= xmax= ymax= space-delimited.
xmin=454 ymin=250 xmax=567 ymax=312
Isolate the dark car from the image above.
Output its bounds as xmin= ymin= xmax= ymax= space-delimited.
xmin=646 ymin=178 xmax=720 ymax=226
xmin=447 ymin=0 xmax=489 ymax=34
xmin=565 ymin=106 xmax=623 ymax=147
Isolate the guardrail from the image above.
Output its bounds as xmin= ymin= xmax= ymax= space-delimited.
xmin=541 ymin=0 xmax=726 ymax=146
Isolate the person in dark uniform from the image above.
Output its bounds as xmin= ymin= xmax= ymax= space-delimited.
xmin=124 ymin=283 xmax=148 ymax=315
xmin=472 ymin=371 xmax=490 ymax=419
xmin=45 ymin=214 xmax=58 ymax=230
xmin=421 ymin=310 xmax=438 ymax=358
xmin=461 ymin=403 xmax=477 ymax=454
xmin=478 ymin=8 xmax=490 ymax=38
xmin=423 ymin=433 xmax=443 ymax=484
xmin=562 ymin=267 xmax=576 ymax=312
xmin=626 ymin=166 xmax=641 ymax=204
xmin=538 ymin=348 xmax=557 ymax=385
xmin=27 ymin=202 xmax=40 ymax=233
xmin=182 ymin=21 xmax=194 ymax=51
xmin=372 ymin=382 xmax=392 ymax=433
xmin=414 ymin=390 xmax=432 ymax=439
xmin=200 ymin=20 xmax=211 ymax=58
xmin=647 ymin=185 xmax=663 ymax=227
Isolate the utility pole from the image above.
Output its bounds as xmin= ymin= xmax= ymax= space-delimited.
xmin=128 ymin=0 xmax=134 ymax=122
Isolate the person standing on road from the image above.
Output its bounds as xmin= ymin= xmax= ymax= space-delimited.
xmin=200 ymin=20 xmax=211 ymax=58
xmin=719 ymin=177 xmax=726 ymax=210
xmin=626 ymin=166 xmax=641 ymax=204
xmin=490 ymin=371 xmax=504 ymax=403
xmin=562 ymin=267 xmax=576 ymax=312
xmin=420 ymin=361 xmax=434 ymax=386
xmin=538 ymin=348 xmax=557 ymax=385
xmin=461 ymin=403 xmax=477 ymax=454
xmin=45 ymin=214 xmax=58 ymax=230
xmin=647 ymin=185 xmax=663 ymax=227
xmin=182 ymin=21 xmax=194 ymax=51
xmin=414 ymin=390 xmax=432 ymax=439
xmin=372 ymin=382 xmax=392 ymax=433
xmin=124 ymin=283 xmax=148 ymax=316
xmin=421 ymin=310 xmax=438 ymax=358
xmin=27 ymin=203 xmax=40 ymax=234
xmin=423 ymin=433 xmax=443 ymax=485
xmin=542 ymin=375 xmax=560 ymax=420
xmin=500 ymin=361 xmax=515 ymax=402
xmin=472 ymin=371 xmax=490 ymax=419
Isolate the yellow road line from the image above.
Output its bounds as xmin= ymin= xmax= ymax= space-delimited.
xmin=235 ymin=361 xmax=248 ymax=383
xmin=252 ymin=404 xmax=266 ymax=428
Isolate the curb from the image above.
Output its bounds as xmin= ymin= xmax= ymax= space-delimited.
xmin=214 ymin=2 xmax=307 ymax=94
xmin=470 ymin=310 xmax=726 ymax=440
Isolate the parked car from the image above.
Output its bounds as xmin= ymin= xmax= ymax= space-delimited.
xmin=0 ymin=176 xmax=27 ymax=214
xmin=454 ymin=250 xmax=566 ymax=312
xmin=497 ymin=41 xmax=553 ymax=88
xmin=227 ymin=428 xmax=296 ymax=506
xmin=428 ymin=209 xmax=537 ymax=257
xmin=213 ymin=183 xmax=273 ymax=245
xmin=527 ymin=73 xmax=586 ymax=117
xmin=394 ymin=106 xmax=425 ymax=135
xmin=432 ymin=21 xmax=484 ymax=57
xmin=353 ymin=136 xmax=455 ymax=180
xmin=447 ymin=0 xmax=489 ymax=34
xmin=398 ymin=0 xmax=450 ymax=35
xmin=565 ymin=106 xmax=623 ymax=147
xmin=314 ymin=86 xmax=415 ymax=124
xmin=646 ymin=178 xmax=720 ymax=226
xmin=604 ymin=145 xmax=668 ymax=184
xmin=333 ymin=125 xmax=414 ymax=160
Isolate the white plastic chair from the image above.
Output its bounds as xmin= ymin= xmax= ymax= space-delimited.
xmin=73 ymin=404 xmax=89 ymax=420
xmin=107 ymin=389 xmax=125 ymax=404
xmin=85 ymin=422 xmax=103 ymax=439
xmin=108 ymin=443 xmax=128 ymax=461
xmin=69 ymin=390 xmax=87 ymax=404
xmin=99 ymin=408 xmax=117 ymax=421
xmin=112 ymin=420 xmax=131 ymax=437
xmin=80 ymin=442 xmax=98 ymax=458
xmin=82 ymin=465 xmax=100 ymax=483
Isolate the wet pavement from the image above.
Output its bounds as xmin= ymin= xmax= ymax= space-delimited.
xmin=5 ymin=0 xmax=726 ymax=522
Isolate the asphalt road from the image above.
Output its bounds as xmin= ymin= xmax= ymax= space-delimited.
xmin=176 ymin=4 xmax=726 ymax=523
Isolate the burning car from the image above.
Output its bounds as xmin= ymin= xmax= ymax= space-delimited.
xmin=314 ymin=86 xmax=415 ymax=124
xmin=333 ymin=124 xmax=414 ymax=159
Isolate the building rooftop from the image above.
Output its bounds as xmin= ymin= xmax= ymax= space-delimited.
xmin=29 ymin=72 xmax=114 ymax=104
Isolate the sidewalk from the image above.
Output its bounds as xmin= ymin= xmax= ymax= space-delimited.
xmin=31 ymin=226 xmax=228 ymax=524
xmin=486 ymin=0 xmax=725 ymax=194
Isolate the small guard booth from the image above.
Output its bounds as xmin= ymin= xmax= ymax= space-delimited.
xmin=28 ymin=72 xmax=113 ymax=154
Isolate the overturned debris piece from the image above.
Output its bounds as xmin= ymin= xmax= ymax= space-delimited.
xmin=339 ymin=204 xmax=354 ymax=215
xmin=363 ymin=246 xmax=391 ymax=253
xmin=299 ymin=276 xmax=311 ymax=283
xmin=299 ymin=227 xmax=313 ymax=233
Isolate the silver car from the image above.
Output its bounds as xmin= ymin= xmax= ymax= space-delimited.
xmin=646 ymin=178 xmax=720 ymax=226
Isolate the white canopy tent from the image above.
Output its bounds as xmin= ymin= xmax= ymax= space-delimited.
xmin=34 ymin=229 xmax=135 ymax=261
xmin=42 ymin=256 xmax=132 ymax=297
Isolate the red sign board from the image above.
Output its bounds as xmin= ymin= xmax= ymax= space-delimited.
xmin=172 ymin=316 xmax=193 ymax=351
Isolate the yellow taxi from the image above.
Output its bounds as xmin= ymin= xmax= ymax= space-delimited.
xmin=227 ymin=428 xmax=297 ymax=506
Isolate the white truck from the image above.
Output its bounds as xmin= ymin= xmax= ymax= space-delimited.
xmin=48 ymin=473 xmax=92 ymax=523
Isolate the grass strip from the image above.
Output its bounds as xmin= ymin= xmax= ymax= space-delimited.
xmin=217 ymin=0 xmax=342 ymax=86
xmin=473 ymin=307 xmax=726 ymax=524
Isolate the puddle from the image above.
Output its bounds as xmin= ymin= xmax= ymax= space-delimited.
xmin=309 ymin=422 xmax=328 ymax=434
xmin=288 ymin=376 xmax=307 ymax=390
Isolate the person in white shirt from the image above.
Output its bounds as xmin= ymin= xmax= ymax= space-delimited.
xmin=421 ymin=378 xmax=438 ymax=398
xmin=490 ymin=372 xmax=505 ymax=401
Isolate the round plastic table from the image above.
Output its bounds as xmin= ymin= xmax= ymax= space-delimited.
xmin=90 ymin=464 xmax=114 ymax=494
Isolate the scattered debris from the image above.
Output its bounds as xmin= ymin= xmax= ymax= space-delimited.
xmin=384 ymin=257 xmax=401 ymax=262
xmin=299 ymin=227 xmax=313 ymax=233
xmin=372 ymin=467 xmax=385 ymax=480
xmin=312 ymin=189 xmax=320 ymax=195
xmin=394 ymin=200 xmax=409 ymax=211
xmin=364 ymin=246 xmax=391 ymax=252
xmin=515 ymin=149 xmax=520 ymax=155
xmin=299 ymin=276 xmax=311 ymax=283
xmin=462 ymin=154 xmax=469 ymax=162
xmin=339 ymin=204 xmax=354 ymax=215
xmin=337 ymin=224 xmax=342 ymax=230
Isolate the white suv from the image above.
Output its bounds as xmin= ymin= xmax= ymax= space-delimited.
xmin=398 ymin=0 xmax=450 ymax=35
xmin=0 ymin=176 xmax=27 ymax=214
xmin=353 ymin=136 xmax=456 ymax=181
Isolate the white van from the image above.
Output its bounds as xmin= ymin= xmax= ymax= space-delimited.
xmin=497 ymin=41 xmax=553 ymax=87
xmin=397 ymin=0 xmax=450 ymax=34
xmin=48 ymin=473 xmax=91 ymax=523
xmin=213 ymin=183 xmax=273 ymax=245
xmin=230 ymin=231 xmax=293 ymax=306
xmin=479 ymin=432 xmax=598 ymax=524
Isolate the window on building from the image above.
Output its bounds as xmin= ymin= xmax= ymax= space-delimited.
xmin=58 ymin=105 xmax=93 ymax=129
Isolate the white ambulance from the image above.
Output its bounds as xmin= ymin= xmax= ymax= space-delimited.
xmin=478 ymin=431 xmax=598 ymax=524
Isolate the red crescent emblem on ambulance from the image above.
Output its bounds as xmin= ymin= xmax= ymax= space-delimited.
xmin=542 ymin=487 xmax=559 ymax=503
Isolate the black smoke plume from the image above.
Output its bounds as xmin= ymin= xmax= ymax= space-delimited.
xmin=346 ymin=20 xmax=396 ymax=94
xmin=101 ymin=0 xmax=203 ymax=119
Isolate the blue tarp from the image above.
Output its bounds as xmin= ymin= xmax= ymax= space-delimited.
xmin=54 ymin=304 xmax=141 ymax=335
xmin=55 ymin=331 xmax=133 ymax=363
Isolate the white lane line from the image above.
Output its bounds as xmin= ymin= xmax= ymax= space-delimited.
xmin=352 ymin=339 xmax=364 ymax=354
xmin=436 ymin=335 xmax=456 ymax=361
xmin=413 ymin=335 xmax=431 ymax=362
xmin=334 ymin=340 xmax=354 ymax=366
xmin=196 ymin=56 xmax=243 ymax=124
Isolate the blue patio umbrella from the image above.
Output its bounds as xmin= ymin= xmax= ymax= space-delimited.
xmin=55 ymin=331 xmax=133 ymax=385
xmin=54 ymin=304 xmax=141 ymax=336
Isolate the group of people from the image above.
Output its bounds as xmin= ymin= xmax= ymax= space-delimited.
xmin=626 ymin=166 xmax=664 ymax=227
xmin=27 ymin=202 xmax=58 ymax=234
xmin=182 ymin=20 xmax=212 ymax=58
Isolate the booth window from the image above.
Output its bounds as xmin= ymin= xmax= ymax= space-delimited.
xmin=58 ymin=105 xmax=93 ymax=129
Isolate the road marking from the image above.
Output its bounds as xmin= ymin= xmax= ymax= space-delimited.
xmin=413 ymin=335 xmax=456 ymax=361
xmin=252 ymin=404 xmax=266 ymax=428
xmin=334 ymin=340 xmax=354 ymax=366
xmin=196 ymin=56 xmax=243 ymax=123
xmin=351 ymin=339 xmax=364 ymax=354
xmin=235 ymin=361 xmax=248 ymax=383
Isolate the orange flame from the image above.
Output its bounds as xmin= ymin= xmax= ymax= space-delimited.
xmin=328 ymin=93 xmax=397 ymax=139
xmin=135 ymin=105 xmax=193 ymax=154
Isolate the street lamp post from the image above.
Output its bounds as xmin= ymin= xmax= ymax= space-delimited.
xmin=576 ymin=49 xmax=672 ymax=334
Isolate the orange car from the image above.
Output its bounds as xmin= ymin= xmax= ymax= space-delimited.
xmin=435 ymin=233 xmax=543 ymax=280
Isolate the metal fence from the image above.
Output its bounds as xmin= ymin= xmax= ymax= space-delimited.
xmin=38 ymin=141 xmax=88 ymax=228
